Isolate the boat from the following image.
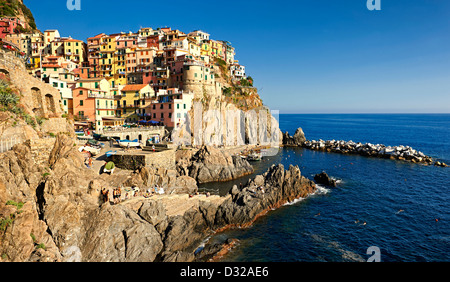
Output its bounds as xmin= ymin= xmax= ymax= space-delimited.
xmin=77 ymin=135 xmax=94 ymax=141
xmin=247 ymin=152 xmax=262 ymax=161
xmin=118 ymin=139 xmax=141 ymax=148
xmin=105 ymin=150 xmax=117 ymax=158
xmin=78 ymin=145 xmax=101 ymax=156
xmin=93 ymin=133 xmax=110 ymax=141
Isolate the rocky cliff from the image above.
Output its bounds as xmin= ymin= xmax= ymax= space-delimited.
xmin=0 ymin=0 xmax=37 ymax=30
xmin=176 ymin=145 xmax=254 ymax=184
xmin=0 ymin=135 xmax=315 ymax=262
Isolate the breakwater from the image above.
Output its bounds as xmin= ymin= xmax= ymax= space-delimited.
xmin=303 ymin=139 xmax=447 ymax=166
xmin=283 ymin=127 xmax=448 ymax=167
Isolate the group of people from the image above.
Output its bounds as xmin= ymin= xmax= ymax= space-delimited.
xmin=100 ymin=187 xmax=123 ymax=205
xmin=112 ymin=187 xmax=122 ymax=204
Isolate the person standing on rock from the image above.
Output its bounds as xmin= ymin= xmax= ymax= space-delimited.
xmin=101 ymin=188 xmax=109 ymax=204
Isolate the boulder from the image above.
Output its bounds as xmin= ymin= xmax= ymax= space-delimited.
xmin=314 ymin=172 xmax=337 ymax=187
xmin=176 ymin=146 xmax=254 ymax=184
xmin=282 ymin=127 xmax=306 ymax=146
xmin=293 ymin=127 xmax=306 ymax=146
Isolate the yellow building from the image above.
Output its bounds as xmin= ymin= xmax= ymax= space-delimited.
xmin=201 ymin=41 xmax=212 ymax=58
xmin=63 ymin=39 xmax=86 ymax=64
xmin=188 ymin=37 xmax=201 ymax=58
xmin=117 ymin=84 xmax=155 ymax=122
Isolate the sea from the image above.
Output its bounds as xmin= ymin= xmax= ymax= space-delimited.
xmin=200 ymin=114 xmax=450 ymax=262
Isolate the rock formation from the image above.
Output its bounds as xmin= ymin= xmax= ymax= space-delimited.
xmin=282 ymin=127 xmax=445 ymax=167
xmin=283 ymin=127 xmax=306 ymax=146
xmin=314 ymin=172 xmax=337 ymax=187
xmin=176 ymin=145 xmax=254 ymax=184
xmin=302 ymin=139 xmax=441 ymax=165
xmin=0 ymin=135 xmax=316 ymax=262
xmin=213 ymin=164 xmax=316 ymax=230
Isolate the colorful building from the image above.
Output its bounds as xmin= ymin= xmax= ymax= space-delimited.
xmin=117 ymin=84 xmax=155 ymax=122
xmin=149 ymin=88 xmax=194 ymax=129
xmin=0 ymin=17 xmax=25 ymax=39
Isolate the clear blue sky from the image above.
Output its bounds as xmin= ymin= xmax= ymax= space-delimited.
xmin=25 ymin=0 xmax=450 ymax=113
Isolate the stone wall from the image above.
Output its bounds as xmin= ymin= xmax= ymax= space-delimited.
xmin=0 ymin=49 xmax=63 ymax=120
xmin=25 ymin=138 xmax=56 ymax=167
xmin=110 ymin=149 xmax=176 ymax=171
xmin=102 ymin=127 xmax=166 ymax=142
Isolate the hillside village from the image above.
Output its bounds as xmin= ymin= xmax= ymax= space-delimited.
xmin=1 ymin=19 xmax=255 ymax=132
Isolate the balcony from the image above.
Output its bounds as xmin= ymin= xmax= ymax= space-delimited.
xmin=96 ymin=105 xmax=117 ymax=110
xmin=88 ymin=93 xmax=114 ymax=99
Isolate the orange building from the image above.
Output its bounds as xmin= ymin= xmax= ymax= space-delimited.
xmin=72 ymin=87 xmax=97 ymax=124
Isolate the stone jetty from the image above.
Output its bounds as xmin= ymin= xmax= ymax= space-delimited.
xmin=283 ymin=128 xmax=447 ymax=167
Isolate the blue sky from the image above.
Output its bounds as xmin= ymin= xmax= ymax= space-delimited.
xmin=24 ymin=0 xmax=450 ymax=113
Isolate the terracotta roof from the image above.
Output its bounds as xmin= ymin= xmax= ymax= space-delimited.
xmin=63 ymin=38 xmax=83 ymax=42
xmin=122 ymin=84 xmax=148 ymax=92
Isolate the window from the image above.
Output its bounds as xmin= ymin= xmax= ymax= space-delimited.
xmin=161 ymin=113 xmax=164 ymax=118
xmin=177 ymin=104 xmax=180 ymax=109
xmin=153 ymin=113 xmax=156 ymax=118
xmin=184 ymin=104 xmax=186 ymax=109
xmin=80 ymin=100 xmax=84 ymax=106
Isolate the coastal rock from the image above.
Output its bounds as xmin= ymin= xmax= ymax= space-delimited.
xmin=214 ymin=164 xmax=316 ymax=229
xmin=80 ymin=204 xmax=163 ymax=262
xmin=293 ymin=128 xmax=307 ymax=146
xmin=302 ymin=138 xmax=437 ymax=165
xmin=176 ymin=146 xmax=254 ymax=184
xmin=283 ymin=127 xmax=306 ymax=146
xmin=314 ymin=172 xmax=337 ymax=187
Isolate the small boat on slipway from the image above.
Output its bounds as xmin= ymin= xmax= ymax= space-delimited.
xmin=247 ymin=151 xmax=262 ymax=161
xmin=105 ymin=150 xmax=117 ymax=158
xmin=118 ymin=139 xmax=141 ymax=148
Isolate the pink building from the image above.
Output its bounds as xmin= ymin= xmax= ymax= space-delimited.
xmin=0 ymin=17 xmax=24 ymax=39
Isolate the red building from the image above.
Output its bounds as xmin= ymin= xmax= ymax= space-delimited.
xmin=0 ymin=17 xmax=25 ymax=39
xmin=146 ymin=35 xmax=160 ymax=49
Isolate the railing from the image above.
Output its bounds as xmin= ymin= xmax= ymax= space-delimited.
xmin=103 ymin=126 xmax=165 ymax=133
xmin=88 ymin=93 xmax=114 ymax=99
xmin=96 ymin=105 xmax=117 ymax=110
xmin=0 ymin=137 xmax=22 ymax=153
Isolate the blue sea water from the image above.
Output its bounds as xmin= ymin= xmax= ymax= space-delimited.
xmin=204 ymin=114 xmax=450 ymax=262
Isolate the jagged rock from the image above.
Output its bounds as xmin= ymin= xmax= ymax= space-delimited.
xmin=138 ymin=200 xmax=167 ymax=227
xmin=283 ymin=127 xmax=306 ymax=146
xmin=80 ymin=204 xmax=163 ymax=262
xmin=214 ymin=164 xmax=316 ymax=229
xmin=314 ymin=172 xmax=337 ymax=187
xmin=176 ymin=146 xmax=254 ymax=184
xmin=293 ymin=128 xmax=306 ymax=146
